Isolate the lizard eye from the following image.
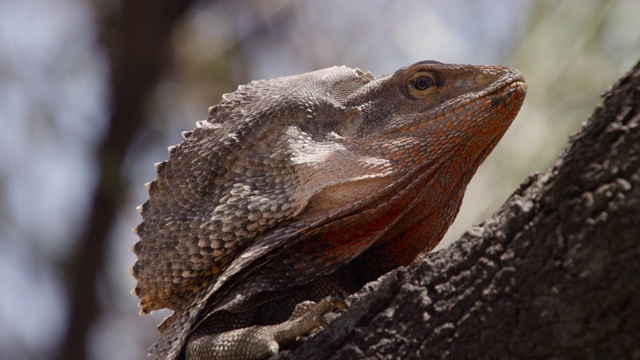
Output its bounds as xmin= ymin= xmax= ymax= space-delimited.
xmin=406 ymin=72 xmax=439 ymax=98
xmin=413 ymin=76 xmax=434 ymax=90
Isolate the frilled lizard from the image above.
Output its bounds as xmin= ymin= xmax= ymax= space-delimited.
xmin=131 ymin=61 xmax=527 ymax=359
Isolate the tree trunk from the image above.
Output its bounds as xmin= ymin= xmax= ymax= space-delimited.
xmin=280 ymin=60 xmax=640 ymax=360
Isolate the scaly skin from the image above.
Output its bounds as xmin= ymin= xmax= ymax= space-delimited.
xmin=131 ymin=61 xmax=527 ymax=359
xmin=185 ymin=297 xmax=346 ymax=360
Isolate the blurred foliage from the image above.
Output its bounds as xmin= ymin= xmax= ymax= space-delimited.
xmin=0 ymin=0 xmax=638 ymax=359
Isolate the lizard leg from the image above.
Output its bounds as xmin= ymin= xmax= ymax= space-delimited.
xmin=185 ymin=296 xmax=347 ymax=360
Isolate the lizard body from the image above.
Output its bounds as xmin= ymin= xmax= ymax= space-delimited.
xmin=132 ymin=61 xmax=527 ymax=359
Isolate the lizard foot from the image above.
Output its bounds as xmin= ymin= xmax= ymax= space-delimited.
xmin=185 ymin=296 xmax=347 ymax=360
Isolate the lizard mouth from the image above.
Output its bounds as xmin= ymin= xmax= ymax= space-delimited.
xmin=438 ymin=70 xmax=526 ymax=122
xmin=483 ymin=78 xmax=527 ymax=111
xmin=475 ymin=71 xmax=526 ymax=103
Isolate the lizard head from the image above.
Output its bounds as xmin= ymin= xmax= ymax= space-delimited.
xmin=343 ymin=60 xmax=526 ymax=138
xmin=334 ymin=61 xmax=527 ymax=175
xmin=297 ymin=61 xmax=527 ymax=271
xmin=303 ymin=60 xmax=527 ymax=197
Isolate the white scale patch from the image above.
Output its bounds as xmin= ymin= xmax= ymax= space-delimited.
xmin=287 ymin=125 xmax=347 ymax=165
xmin=286 ymin=125 xmax=393 ymax=179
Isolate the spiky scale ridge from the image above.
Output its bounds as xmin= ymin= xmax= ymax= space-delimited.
xmin=154 ymin=161 xmax=166 ymax=172
xmin=143 ymin=181 xmax=155 ymax=192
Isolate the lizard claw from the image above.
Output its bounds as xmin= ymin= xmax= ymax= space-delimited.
xmin=311 ymin=296 xmax=347 ymax=332
xmin=326 ymin=297 xmax=347 ymax=311
xmin=267 ymin=339 xmax=279 ymax=356
xmin=316 ymin=316 xmax=331 ymax=330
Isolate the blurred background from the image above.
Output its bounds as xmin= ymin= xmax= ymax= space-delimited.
xmin=0 ymin=0 xmax=638 ymax=359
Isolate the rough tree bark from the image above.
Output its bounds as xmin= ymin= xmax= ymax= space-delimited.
xmin=280 ymin=61 xmax=640 ymax=360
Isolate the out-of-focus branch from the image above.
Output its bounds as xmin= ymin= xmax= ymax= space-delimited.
xmin=55 ymin=2 xmax=194 ymax=359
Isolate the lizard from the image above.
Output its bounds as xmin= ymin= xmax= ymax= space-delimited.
xmin=131 ymin=60 xmax=527 ymax=360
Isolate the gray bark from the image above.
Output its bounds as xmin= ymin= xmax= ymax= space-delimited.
xmin=280 ymin=60 xmax=640 ymax=360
